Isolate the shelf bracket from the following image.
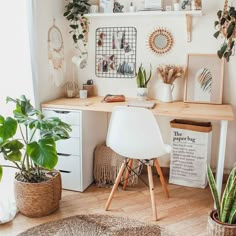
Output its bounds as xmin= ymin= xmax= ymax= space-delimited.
xmin=186 ymin=14 xmax=192 ymax=42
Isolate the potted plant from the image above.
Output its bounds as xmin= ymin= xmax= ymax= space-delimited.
xmin=64 ymin=0 xmax=90 ymax=50
xmin=0 ymin=95 xmax=71 ymax=217
xmin=157 ymin=64 xmax=184 ymax=102
xmin=214 ymin=0 xmax=236 ymax=62
xmin=207 ymin=164 xmax=236 ymax=236
xmin=136 ymin=64 xmax=152 ymax=100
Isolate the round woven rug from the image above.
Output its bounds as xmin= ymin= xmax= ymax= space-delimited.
xmin=17 ymin=214 xmax=174 ymax=236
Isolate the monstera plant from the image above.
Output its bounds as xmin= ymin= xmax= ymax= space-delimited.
xmin=214 ymin=0 xmax=236 ymax=61
xmin=0 ymin=95 xmax=71 ymax=217
xmin=0 ymin=95 xmax=71 ymax=183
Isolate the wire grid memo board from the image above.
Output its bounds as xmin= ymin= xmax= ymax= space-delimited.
xmin=95 ymin=27 xmax=137 ymax=78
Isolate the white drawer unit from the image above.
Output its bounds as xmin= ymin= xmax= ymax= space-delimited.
xmin=42 ymin=108 xmax=107 ymax=192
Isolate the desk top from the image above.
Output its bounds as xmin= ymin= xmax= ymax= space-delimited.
xmin=41 ymin=96 xmax=234 ymax=121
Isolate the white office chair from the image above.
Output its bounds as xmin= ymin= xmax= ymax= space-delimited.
xmin=105 ymin=106 xmax=171 ymax=221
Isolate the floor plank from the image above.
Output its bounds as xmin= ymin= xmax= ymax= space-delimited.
xmin=0 ymin=174 xmax=213 ymax=236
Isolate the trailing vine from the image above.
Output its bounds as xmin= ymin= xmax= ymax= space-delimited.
xmin=64 ymin=0 xmax=90 ymax=50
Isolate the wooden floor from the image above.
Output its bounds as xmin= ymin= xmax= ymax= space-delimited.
xmin=0 ymin=173 xmax=213 ymax=236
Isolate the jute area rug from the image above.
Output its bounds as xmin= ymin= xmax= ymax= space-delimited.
xmin=18 ymin=214 xmax=174 ymax=236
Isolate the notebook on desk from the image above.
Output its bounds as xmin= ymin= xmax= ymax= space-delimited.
xmin=127 ymin=101 xmax=156 ymax=109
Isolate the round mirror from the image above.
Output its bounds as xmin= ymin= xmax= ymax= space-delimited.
xmin=148 ymin=28 xmax=174 ymax=55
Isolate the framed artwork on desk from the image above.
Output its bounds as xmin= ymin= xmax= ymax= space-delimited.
xmin=184 ymin=54 xmax=224 ymax=104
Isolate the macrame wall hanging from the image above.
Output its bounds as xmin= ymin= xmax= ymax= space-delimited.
xmin=48 ymin=19 xmax=65 ymax=87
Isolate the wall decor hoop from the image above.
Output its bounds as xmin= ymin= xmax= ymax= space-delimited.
xmin=48 ymin=18 xmax=65 ymax=87
xmin=148 ymin=27 xmax=174 ymax=55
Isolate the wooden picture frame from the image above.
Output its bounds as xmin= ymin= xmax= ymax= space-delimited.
xmin=184 ymin=54 xmax=224 ymax=104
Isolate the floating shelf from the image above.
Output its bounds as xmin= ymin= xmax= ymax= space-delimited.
xmin=86 ymin=10 xmax=203 ymax=43
xmin=85 ymin=10 xmax=202 ymax=17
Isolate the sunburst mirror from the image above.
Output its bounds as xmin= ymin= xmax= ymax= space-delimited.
xmin=148 ymin=28 xmax=174 ymax=55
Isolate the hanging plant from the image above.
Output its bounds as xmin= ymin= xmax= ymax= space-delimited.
xmin=214 ymin=0 xmax=236 ymax=62
xmin=64 ymin=0 xmax=90 ymax=49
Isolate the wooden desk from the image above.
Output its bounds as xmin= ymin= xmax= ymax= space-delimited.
xmin=42 ymin=96 xmax=234 ymax=194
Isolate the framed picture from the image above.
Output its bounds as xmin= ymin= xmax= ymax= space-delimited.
xmin=184 ymin=54 xmax=224 ymax=104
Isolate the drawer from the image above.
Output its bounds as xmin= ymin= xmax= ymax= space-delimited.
xmin=70 ymin=125 xmax=80 ymax=138
xmin=42 ymin=109 xmax=81 ymax=125
xmin=55 ymin=155 xmax=82 ymax=191
xmin=56 ymin=138 xmax=80 ymax=156
xmin=55 ymin=154 xmax=80 ymax=172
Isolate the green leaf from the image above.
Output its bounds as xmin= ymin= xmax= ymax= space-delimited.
xmin=220 ymin=167 xmax=236 ymax=222
xmin=3 ymin=140 xmax=23 ymax=161
xmin=217 ymin=10 xmax=222 ymax=19
xmin=26 ymin=138 xmax=58 ymax=170
xmin=0 ymin=116 xmax=17 ymax=142
xmin=217 ymin=44 xmax=227 ymax=58
xmin=214 ymin=21 xmax=219 ymax=27
xmin=207 ymin=164 xmax=221 ymax=219
xmin=220 ymin=176 xmax=236 ymax=222
xmin=220 ymin=17 xmax=226 ymax=25
xmin=0 ymin=166 xmax=2 ymax=182
xmin=213 ymin=31 xmax=220 ymax=39
xmin=227 ymin=22 xmax=235 ymax=39
xmin=70 ymin=24 xmax=78 ymax=29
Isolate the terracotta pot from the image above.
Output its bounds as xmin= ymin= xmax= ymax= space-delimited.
xmin=207 ymin=210 xmax=236 ymax=236
xmin=14 ymin=171 xmax=62 ymax=218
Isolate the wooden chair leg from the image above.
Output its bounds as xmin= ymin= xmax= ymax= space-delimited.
xmin=105 ymin=159 xmax=127 ymax=211
xmin=154 ymin=159 xmax=169 ymax=198
xmin=147 ymin=164 xmax=158 ymax=221
xmin=123 ymin=159 xmax=133 ymax=190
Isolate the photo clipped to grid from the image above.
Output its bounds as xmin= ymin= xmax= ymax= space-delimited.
xmin=95 ymin=27 xmax=137 ymax=78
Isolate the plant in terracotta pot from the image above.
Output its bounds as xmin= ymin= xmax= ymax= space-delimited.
xmin=207 ymin=164 xmax=236 ymax=236
xmin=136 ymin=64 xmax=152 ymax=100
xmin=214 ymin=0 xmax=236 ymax=62
xmin=157 ymin=64 xmax=184 ymax=102
xmin=0 ymin=95 xmax=71 ymax=217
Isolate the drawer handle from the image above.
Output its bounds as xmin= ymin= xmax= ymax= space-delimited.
xmin=59 ymin=170 xmax=71 ymax=173
xmin=57 ymin=153 xmax=71 ymax=157
xmin=54 ymin=110 xmax=70 ymax=114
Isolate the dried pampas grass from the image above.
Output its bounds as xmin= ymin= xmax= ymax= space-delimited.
xmin=157 ymin=64 xmax=185 ymax=84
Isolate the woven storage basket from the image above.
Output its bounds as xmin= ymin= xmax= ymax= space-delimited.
xmin=94 ymin=143 xmax=139 ymax=187
xmin=14 ymin=171 xmax=62 ymax=218
xmin=207 ymin=210 xmax=236 ymax=236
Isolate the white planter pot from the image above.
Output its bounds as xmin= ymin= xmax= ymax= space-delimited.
xmin=137 ymin=88 xmax=148 ymax=100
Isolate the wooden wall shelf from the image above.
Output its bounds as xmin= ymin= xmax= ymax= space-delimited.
xmin=85 ymin=10 xmax=203 ymax=42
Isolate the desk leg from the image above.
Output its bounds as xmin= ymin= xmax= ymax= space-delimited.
xmin=216 ymin=120 xmax=228 ymax=196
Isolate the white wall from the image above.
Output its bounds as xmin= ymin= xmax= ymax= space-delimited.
xmin=35 ymin=0 xmax=236 ymax=171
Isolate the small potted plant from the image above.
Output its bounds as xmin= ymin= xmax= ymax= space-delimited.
xmin=207 ymin=163 xmax=236 ymax=236
xmin=136 ymin=64 xmax=152 ymax=100
xmin=0 ymin=95 xmax=71 ymax=217
xmin=214 ymin=0 xmax=236 ymax=62
xmin=157 ymin=64 xmax=184 ymax=102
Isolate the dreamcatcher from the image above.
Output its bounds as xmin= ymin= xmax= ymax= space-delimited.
xmin=48 ymin=19 xmax=65 ymax=87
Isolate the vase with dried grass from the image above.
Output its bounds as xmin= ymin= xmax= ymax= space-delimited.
xmin=157 ymin=64 xmax=184 ymax=102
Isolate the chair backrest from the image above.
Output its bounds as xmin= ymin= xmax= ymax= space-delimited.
xmin=106 ymin=106 xmax=170 ymax=159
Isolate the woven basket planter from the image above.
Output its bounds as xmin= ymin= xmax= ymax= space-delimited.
xmin=14 ymin=171 xmax=62 ymax=218
xmin=207 ymin=210 xmax=236 ymax=236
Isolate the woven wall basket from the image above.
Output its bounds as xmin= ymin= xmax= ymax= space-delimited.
xmin=207 ymin=210 xmax=236 ymax=236
xmin=14 ymin=171 xmax=62 ymax=218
